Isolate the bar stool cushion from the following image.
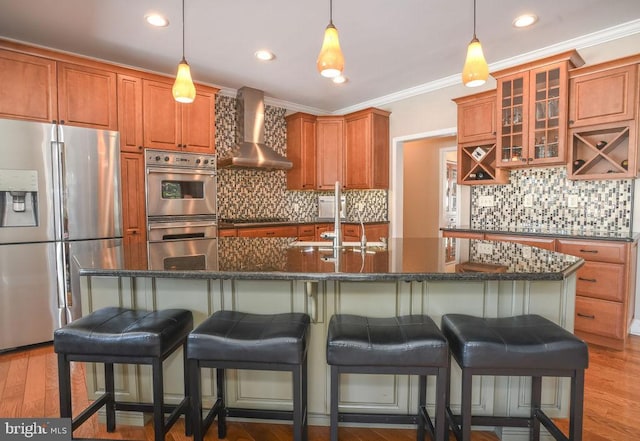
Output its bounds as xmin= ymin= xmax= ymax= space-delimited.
xmin=327 ymin=314 xmax=448 ymax=367
xmin=187 ymin=310 xmax=310 ymax=364
xmin=441 ymin=314 xmax=588 ymax=370
xmin=53 ymin=306 xmax=193 ymax=358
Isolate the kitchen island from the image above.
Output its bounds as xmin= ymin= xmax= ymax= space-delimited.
xmin=77 ymin=237 xmax=582 ymax=441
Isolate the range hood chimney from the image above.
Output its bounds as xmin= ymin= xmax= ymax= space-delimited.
xmin=217 ymin=86 xmax=293 ymax=170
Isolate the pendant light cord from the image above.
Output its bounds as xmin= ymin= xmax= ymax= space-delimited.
xmin=181 ymin=0 xmax=185 ymax=59
xmin=472 ymin=0 xmax=477 ymax=39
xmin=329 ymin=0 xmax=334 ymax=26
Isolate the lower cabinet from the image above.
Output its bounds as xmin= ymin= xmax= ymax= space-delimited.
xmin=236 ymin=225 xmax=298 ymax=238
xmin=556 ymin=239 xmax=637 ymax=350
xmin=120 ymin=152 xmax=147 ymax=269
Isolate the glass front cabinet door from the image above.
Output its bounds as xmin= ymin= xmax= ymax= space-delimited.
xmin=495 ymin=51 xmax=583 ymax=169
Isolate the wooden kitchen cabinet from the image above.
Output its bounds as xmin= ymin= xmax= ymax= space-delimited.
xmin=342 ymin=223 xmax=389 ymax=243
xmin=0 ymin=49 xmax=57 ymax=122
xmin=493 ymin=51 xmax=583 ymax=168
xmin=455 ymin=90 xmax=497 ymax=144
xmin=454 ymin=91 xmax=509 ymax=185
xmin=556 ymin=238 xmax=637 ymax=350
xmin=567 ymin=56 xmax=640 ymax=180
xmin=237 ymin=225 xmax=298 ymax=238
xmin=142 ymin=78 xmax=216 ymax=153
xmin=120 ymin=152 xmax=148 ymax=269
xmin=0 ymin=49 xmax=117 ymax=129
xmin=286 ymin=112 xmax=317 ymax=190
xmin=57 ymin=62 xmax=117 ymax=130
xmin=218 ymin=228 xmax=237 ymax=237
xmin=316 ymin=116 xmax=344 ymax=190
xmin=315 ymin=223 xmax=334 ymax=241
xmin=117 ymin=74 xmax=144 ymax=153
xmin=343 ymin=108 xmax=390 ymax=189
xmin=297 ymin=224 xmax=315 ymax=241
xmin=568 ymin=58 xmax=638 ymax=128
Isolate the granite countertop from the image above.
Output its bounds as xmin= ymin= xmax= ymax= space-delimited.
xmin=78 ymin=237 xmax=583 ymax=282
xmin=441 ymin=225 xmax=640 ymax=242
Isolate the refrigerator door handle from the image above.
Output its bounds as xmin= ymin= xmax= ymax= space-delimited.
xmin=55 ymin=241 xmax=70 ymax=326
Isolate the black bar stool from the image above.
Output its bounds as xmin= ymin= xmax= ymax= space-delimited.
xmin=441 ymin=313 xmax=589 ymax=441
xmin=54 ymin=306 xmax=194 ymax=441
xmin=187 ymin=310 xmax=310 ymax=441
xmin=326 ymin=314 xmax=449 ymax=441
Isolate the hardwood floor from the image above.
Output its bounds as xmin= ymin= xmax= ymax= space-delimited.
xmin=1 ymin=336 xmax=639 ymax=441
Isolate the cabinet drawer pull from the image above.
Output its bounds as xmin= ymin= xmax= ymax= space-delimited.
xmin=579 ymin=249 xmax=598 ymax=254
xmin=577 ymin=313 xmax=596 ymax=319
xmin=266 ymin=231 xmax=275 ymax=236
xmin=578 ymin=277 xmax=597 ymax=283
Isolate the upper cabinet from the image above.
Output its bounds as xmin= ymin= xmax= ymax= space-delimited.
xmin=0 ymin=49 xmax=117 ymax=130
xmin=142 ymin=78 xmax=216 ymax=153
xmin=567 ymin=55 xmax=640 ymax=180
xmin=286 ymin=112 xmax=317 ymax=190
xmin=286 ymin=108 xmax=390 ymax=190
xmin=343 ymin=108 xmax=390 ymax=189
xmin=316 ymin=116 xmax=344 ymax=190
xmin=57 ymin=62 xmax=117 ymax=130
xmin=493 ymin=50 xmax=584 ymax=169
xmin=0 ymin=50 xmax=57 ymax=122
xmin=117 ymin=74 xmax=144 ymax=153
xmin=456 ymin=90 xmax=496 ymax=144
xmin=454 ymin=90 xmax=508 ymax=185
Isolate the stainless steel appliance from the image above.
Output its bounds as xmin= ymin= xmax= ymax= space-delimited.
xmin=0 ymin=119 xmax=122 ymax=351
xmin=318 ymin=195 xmax=346 ymax=221
xmin=145 ymin=149 xmax=218 ymax=271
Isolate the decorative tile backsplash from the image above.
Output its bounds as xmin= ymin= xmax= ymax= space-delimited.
xmin=215 ymin=95 xmax=388 ymax=222
xmin=471 ymin=166 xmax=633 ymax=232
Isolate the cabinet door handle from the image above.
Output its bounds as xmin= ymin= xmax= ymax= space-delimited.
xmin=266 ymin=231 xmax=275 ymax=236
xmin=577 ymin=313 xmax=596 ymax=319
xmin=579 ymin=249 xmax=598 ymax=254
xmin=578 ymin=277 xmax=597 ymax=283
xmin=569 ymin=120 xmax=574 ymax=126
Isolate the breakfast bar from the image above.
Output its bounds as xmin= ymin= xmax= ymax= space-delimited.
xmin=77 ymin=237 xmax=582 ymax=441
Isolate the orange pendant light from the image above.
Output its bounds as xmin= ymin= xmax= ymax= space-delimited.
xmin=172 ymin=0 xmax=196 ymax=103
xmin=317 ymin=0 xmax=345 ymax=78
xmin=462 ymin=0 xmax=489 ymax=87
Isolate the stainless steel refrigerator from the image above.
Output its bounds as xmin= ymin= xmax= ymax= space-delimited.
xmin=0 ymin=119 xmax=123 ymax=351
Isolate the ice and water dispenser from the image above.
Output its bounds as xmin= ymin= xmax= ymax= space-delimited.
xmin=0 ymin=169 xmax=39 ymax=227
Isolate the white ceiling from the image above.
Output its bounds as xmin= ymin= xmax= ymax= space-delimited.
xmin=1 ymin=0 xmax=639 ymax=114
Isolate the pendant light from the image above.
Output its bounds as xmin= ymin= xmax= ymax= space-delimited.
xmin=172 ymin=0 xmax=196 ymax=103
xmin=316 ymin=0 xmax=345 ymax=78
xmin=462 ymin=0 xmax=489 ymax=87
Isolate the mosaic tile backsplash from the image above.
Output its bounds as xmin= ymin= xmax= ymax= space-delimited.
xmin=471 ymin=166 xmax=633 ymax=232
xmin=215 ymin=95 xmax=388 ymax=222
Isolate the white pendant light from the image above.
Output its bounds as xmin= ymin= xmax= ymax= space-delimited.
xmin=172 ymin=0 xmax=196 ymax=103
xmin=316 ymin=0 xmax=345 ymax=78
xmin=462 ymin=0 xmax=489 ymax=87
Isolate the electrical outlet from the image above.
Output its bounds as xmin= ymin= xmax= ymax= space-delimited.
xmin=568 ymin=195 xmax=579 ymax=208
xmin=523 ymin=194 xmax=533 ymax=208
xmin=292 ymin=203 xmax=299 ymax=211
xmin=356 ymin=202 xmax=364 ymax=212
xmin=478 ymin=195 xmax=495 ymax=207
xmin=478 ymin=243 xmax=493 ymax=255
xmin=522 ymin=246 xmax=532 ymax=259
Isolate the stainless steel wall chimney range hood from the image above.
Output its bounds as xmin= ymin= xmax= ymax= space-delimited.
xmin=217 ymin=86 xmax=293 ymax=170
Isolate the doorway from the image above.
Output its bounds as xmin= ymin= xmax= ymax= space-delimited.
xmin=389 ymin=130 xmax=469 ymax=238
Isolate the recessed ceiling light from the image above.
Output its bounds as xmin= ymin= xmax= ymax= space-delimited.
xmin=332 ymin=75 xmax=348 ymax=84
xmin=254 ymin=50 xmax=275 ymax=61
xmin=513 ymin=14 xmax=538 ymax=28
xmin=145 ymin=13 xmax=169 ymax=27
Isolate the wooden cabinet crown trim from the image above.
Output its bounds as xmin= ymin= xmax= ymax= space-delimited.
xmin=0 ymin=38 xmax=219 ymax=95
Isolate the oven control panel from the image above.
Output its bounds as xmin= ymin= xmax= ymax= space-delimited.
xmin=145 ymin=149 xmax=216 ymax=170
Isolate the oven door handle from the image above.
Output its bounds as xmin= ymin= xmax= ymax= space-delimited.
xmin=146 ymin=168 xmax=216 ymax=176
xmin=148 ymin=221 xmax=218 ymax=230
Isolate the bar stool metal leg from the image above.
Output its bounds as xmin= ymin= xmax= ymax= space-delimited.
xmin=461 ymin=369 xmax=473 ymax=441
xmin=216 ymin=368 xmax=226 ymax=438
xmin=152 ymin=358 xmax=165 ymax=441
xmin=531 ymin=376 xmax=542 ymax=441
xmin=569 ymin=370 xmax=585 ymax=441
xmin=330 ymin=366 xmax=339 ymax=441
xmin=105 ymin=362 xmax=116 ymax=432
xmin=418 ymin=376 xmax=426 ymax=441
xmin=435 ymin=366 xmax=447 ymax=441
xmin=58 ymin=355 xmax=72 ymax=421
xmin=183 ymin=347 xmax=192 ymax=436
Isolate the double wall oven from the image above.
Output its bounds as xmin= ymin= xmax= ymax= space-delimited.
xmin=145 ymin=149 xmax=218 ymax=270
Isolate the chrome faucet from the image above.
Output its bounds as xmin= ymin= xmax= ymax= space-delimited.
xmin=320 ymin=181 xmax=342 ymax=250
